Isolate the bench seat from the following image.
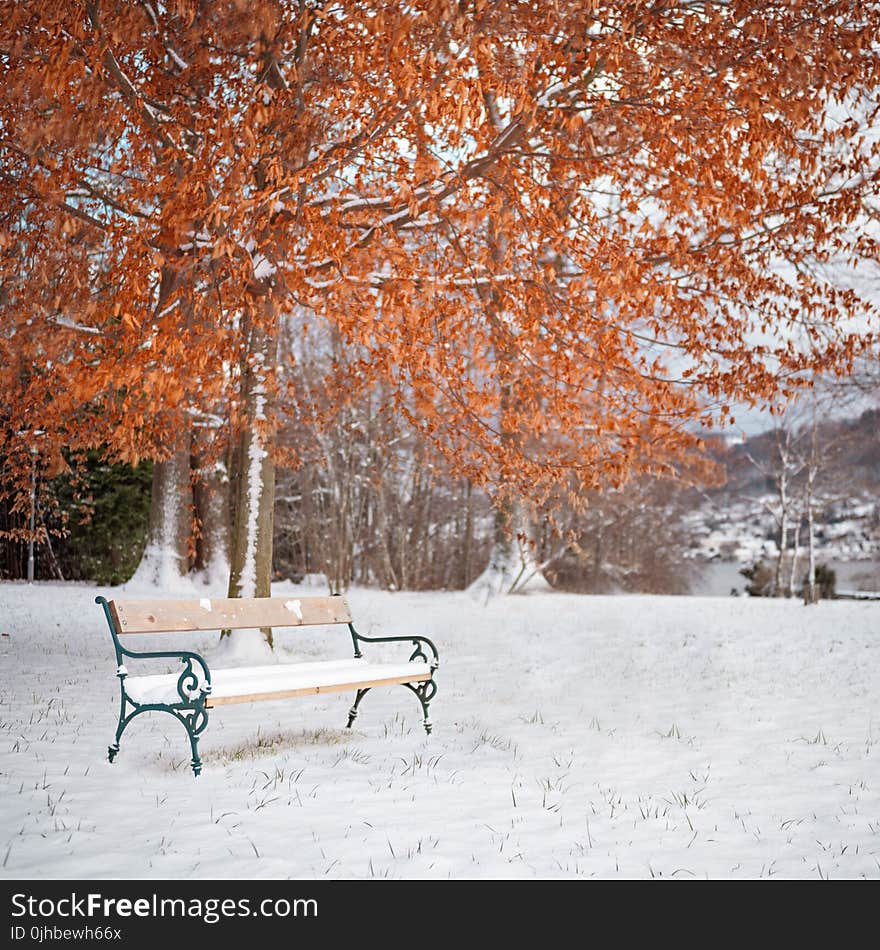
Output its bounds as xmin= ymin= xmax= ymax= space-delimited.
xmin=124 ymin=657 xmax=433 ymax=708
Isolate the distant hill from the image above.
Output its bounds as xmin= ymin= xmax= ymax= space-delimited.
xmin=711 ymin=407 xmax=880 ymax=496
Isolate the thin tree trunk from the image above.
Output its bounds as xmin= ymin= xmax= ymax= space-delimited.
xmin=805 ymin=490 xmax=817 ymax=604
xmin=801 ymin=406 xmax=821 ymax=605
xmin=375 ymin=478 xmax=399 ymax=590
xmin=788 ymin=503 xmax=802 ymax=598
xmin=593 ymin=518 xmax=604 ymax=589
xmin=774 ymin=489 xmax=788 ymax=597
xmin=462 ymin=479 xmax=474 ymax=588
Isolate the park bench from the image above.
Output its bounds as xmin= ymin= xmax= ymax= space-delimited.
xmin=95 ymin=594 xmax=439 ymax=776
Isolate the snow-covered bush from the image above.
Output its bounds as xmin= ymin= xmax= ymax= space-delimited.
xmin=739 ymin=560 xmax=774 ymax=598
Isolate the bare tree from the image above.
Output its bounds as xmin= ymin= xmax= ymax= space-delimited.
xmin=746 ymin=423 xmax=805 ymax=596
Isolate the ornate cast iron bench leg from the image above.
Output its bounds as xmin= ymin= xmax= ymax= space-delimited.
xmin=346 ymin=688 xmax=370 ymax=729
xmin=190 ymin=734 xmax=202 ymax=777
xmin=346 ymin=678 xmax=436 ymax=735
xmin=107 ymin=702 xmax=207 ymax=776
xmin=345 ymin=625 xmax=439 ymax=735
xmin=108 ymin=687 xmax=127 ymax=763
xmin=403 ymin=679 xmax=437 ymax=735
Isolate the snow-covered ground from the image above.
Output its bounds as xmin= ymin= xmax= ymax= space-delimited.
xmin=1 ymin=580 xmax=878 ymax=880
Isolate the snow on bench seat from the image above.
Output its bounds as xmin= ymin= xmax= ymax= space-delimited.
xmin=124 ymin=657 xmax=433 ymax=708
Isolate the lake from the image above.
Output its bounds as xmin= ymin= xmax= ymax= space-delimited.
xmin=691 ymin=559 xmax=880 ymax=597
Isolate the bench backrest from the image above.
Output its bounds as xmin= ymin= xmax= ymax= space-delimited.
xmin=109 ymin=595 xmax=353 ymax=635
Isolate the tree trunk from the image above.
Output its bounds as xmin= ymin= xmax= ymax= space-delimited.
xmin=227 ymin=415 xmax=275 ymax=601
xmin=804 ymin=407 xmax=825 ymax=605
xmin=468 ymin=499 xmax=551 ymax=598
xmin=131 ymin=428 xmax=193 ymax=588
xmin=804 ymin=496 xmax=817 ymax=604
xmin=788 ymin=504 xmax=802 ymax=598
xmin=462 ymin=479 xmax=474 ymax=588
xmin=131 ymin=263 xmax=194 ymax=589
xmin=193 ymin=458 xmax=230 ymax=590
xmin=804 ymin=464 xmax=818 ymax=605
xmin=774 ymin=496 xmax=788 ymax=596
xmin=375 ymin=477 xmax=399 ymax=590
xmin=224 ymin=314 xmax=276 ymax=654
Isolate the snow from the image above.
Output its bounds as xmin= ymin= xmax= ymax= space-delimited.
xmin=234 ymin=384 xmax=268 ymax=604
xmin=1 ymin=580 xmax=878 ymax=880
xmin=129 ymin=459 xmax=189 ymax=592
xmin=338 ymin=194 xmax=395 ymax=212
xmin=142 ymin=2 xmax=158 ymax=28
xmin=211 ymin=625 xmax=275 ymax=666
xmin=252 ymin=255 xmax=276 ymax=280
xmin=837 ymin=590 xmax=880 ymax=602
xmin=179 ymin=229 xmax=212 ymax=252
xmin=52 ymin=315 xmax=101 ymax=335
xmin=124 ymin=658 xmax=430 ymax=706
xmin=468 ymin=537 xmax=552 ymax=600
xmin=166 ymin=46 xmax=188 ymax=72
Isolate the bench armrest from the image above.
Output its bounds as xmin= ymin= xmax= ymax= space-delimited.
xmin=349 ymin=626 xmax=439 ymax=670
xmin=97 ymin=594 xmax=212 ymax=703
xmin=119 ymin=648 xmax=212 ymax=705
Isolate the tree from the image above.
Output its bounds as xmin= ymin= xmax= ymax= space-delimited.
xmin=745 ymin=421 xmax=805 ymax=596
xmin=274 ymin=341 xmax=492 ymax=591
xmin=2 ymin=2 xmax=879 ymax=626
xmin=743 ymin=390 xmax=862 ymax=599
xmin=545 ymin=474 xmax=711 ymax=595
xmin=793 ymin=395 xmax=859 ymax=603
xmin=800 ymin=408 xmax=822 ymax=603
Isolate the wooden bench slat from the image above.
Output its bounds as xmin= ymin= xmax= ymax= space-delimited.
xmin=206 ymin=673 xmax=431 ymax=708
xmin=110 ymin=595 xmax=352 ymax=634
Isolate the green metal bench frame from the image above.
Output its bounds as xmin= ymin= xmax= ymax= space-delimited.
xmin=96 ymin=595 xmax=439 ymax=776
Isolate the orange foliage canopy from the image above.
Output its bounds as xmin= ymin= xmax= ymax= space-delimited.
xmin=1 ymin=1 xmax=878 ymax=506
